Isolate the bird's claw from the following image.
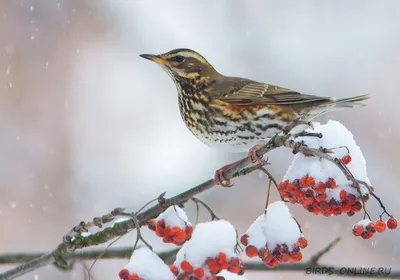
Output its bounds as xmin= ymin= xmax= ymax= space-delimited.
xmin=214 ymin=168 xmax=233 ymax=187
xmin=248 ymin=144 xmax=265 ymax=165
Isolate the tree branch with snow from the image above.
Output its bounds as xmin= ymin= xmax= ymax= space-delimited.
xmin=0 ymin=120 xmax=397 ymax=280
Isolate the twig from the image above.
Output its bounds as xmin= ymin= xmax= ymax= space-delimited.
xmin=0 ymin=119 xmax=393 ymax=280
xmin=258 ymin=166 xmax=286 ymax=202
xmin=2 ymin=239 xmax=399 ymax=279
xmin=264 ymin=175 xmax=272 ymax=214
xmin=191 ymin=197 xmax=220 ymax=221
xmin=119 ymin=212 xmax=152 ymax=251
xmin=309 ymin=237 xmax=341 ymax=265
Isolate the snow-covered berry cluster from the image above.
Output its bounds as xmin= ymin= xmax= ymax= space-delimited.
xmin=279 ymin=121 xmax=370 ymax=217
xmin=352 ymin=217 xmax=398 ymax=239
xmin=240 ymin=202 xmax=307 ymax=268
xmin=278 ymin=176 xmax=368 ymax=216
xmin=118 ymin=246 xmax=174 ymax=280
xmin=171 ymin=220 xmax=244 ymax=279
xmin=148 ymin=206 xmax=193 ymax=246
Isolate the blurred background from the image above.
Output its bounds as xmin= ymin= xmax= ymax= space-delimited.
xmin=0 ymin=0 xmax=399 ymax=279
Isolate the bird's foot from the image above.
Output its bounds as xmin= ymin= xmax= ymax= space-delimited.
xmin=248 ymin=144 xmax=266 ymax=165
xmin=214 ymin=162 xmax=236 ymax=187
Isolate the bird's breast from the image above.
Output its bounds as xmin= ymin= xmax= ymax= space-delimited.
xmin=177 ymin=90 xmax=294 ymax=152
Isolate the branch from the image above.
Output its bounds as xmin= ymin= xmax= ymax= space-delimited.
xmin=0 ymin=123 xmax=292 ymax=280
xmin=1 ymin=238 xmax=399 ymax=279
xmin=0 ymin=119 xmax=392 ymax=279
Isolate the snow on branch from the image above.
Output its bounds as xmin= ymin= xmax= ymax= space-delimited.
xmin=0 ymin=119 xmax=397 ymax=280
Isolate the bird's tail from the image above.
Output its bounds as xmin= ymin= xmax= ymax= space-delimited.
xmin=331 ymin=94 xmax=371 ymax=108
xmin=300 ymin=94 xmax=371 ymax=121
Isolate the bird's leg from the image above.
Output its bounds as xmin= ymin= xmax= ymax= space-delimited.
xmin=248 ymin=144 xmax=266 ymax=166
xmin=214 ymin=162 xmax=237 ymax=187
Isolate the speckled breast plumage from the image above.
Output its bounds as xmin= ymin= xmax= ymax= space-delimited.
xmin=176 ymin=79 xmax=295 ymax=152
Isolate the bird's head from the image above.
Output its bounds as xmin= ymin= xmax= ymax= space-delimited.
xmin=140 ymin=48 xmax=218 ymax=82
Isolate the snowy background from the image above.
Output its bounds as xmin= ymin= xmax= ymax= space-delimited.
xmin=1 ymin=0 xmax=399 ymax=279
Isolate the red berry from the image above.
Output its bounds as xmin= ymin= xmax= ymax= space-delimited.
xmin=265 ymin=257 xmax=278 ymax=268
xmin=185 ymin=225 xmax=193 ymax=240
xmin=347 ymin=210 xmax=355 ymax=216
xmin=180 ymin=260 xmax=193 ymax=274
xmin=314 ymin=182 xmax=326 ymax=193
xmin=340 ymin=190 xmax=347 ymax=201
xmin=299 ymin=176 xmax=308 ymax=188
xmin=287 ymin=183 xmax=297 ymax=193
xmin=352 ymin=224 xmax=364 ymax=236
xmin=194 ymin=267 xmax=205 ymax=278
xmin=315 ymin=192 xmax=327 ymax=202
xmin=366 ymin=222 xmax=376 ymax=233
xmin=374 ymin=220 xmax=386 ymax=232
xmin=169 ymin=264 xmax=178 ymax=275
xmin=319 ymin=201 xmax=330 ymax=211
xmin=118 ymin=269 xmax=130 ymax=280
xmin=156 ymin=219 xmax=165 ymax=230
xmin=351 ymin=201 xmax=362 ymax=212
xmin=280 ymin=253 xmax=291 ymax=263
xmin=361 ymin=231 xmax=374 ymax=239
xmin=342 ymin=155 xmax=352 ymax=164
xmin=218 ymin=252 xmax=227 ymax=263
xmin=298 ymin=237 xmax=308 ymax=249
xmin=345 ymin=194 xmax=356 ymax=205
xmin=148 ymin=220 xmax=156 ymax=231
xmin=228 ymin=265 xmax=241 ymax=274
xmin=291 ymin=251 xmax=303 ymax=262
xmin=209 ymin=263 xmax=221 ymax=274
xmin=326 ymin=178 xmax=337 ymax=188
xmin=387 ymin=216 xmax=398 ymax=230
xmin=306 ymin=176 xmax=316 ymax=187
xmin=259 ymin=248 xmax=273 ymax=263
xmin=162 ymin=235 xmax=172 ymax=243
xmin=163 ymin=226 xmax=172 ymax=236
xmin=342 ymin=203 xmax=352 ymax=213
xmin=245 ymin=245 xmax=259 ymax=258
xmin=240 ymin=234 xmax=249 ymax=246
xmin=171 ymin=226 xmax=186 ymax=245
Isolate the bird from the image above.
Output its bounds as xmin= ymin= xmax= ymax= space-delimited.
xmin=140 ymin=48 xmax=369 ymax=186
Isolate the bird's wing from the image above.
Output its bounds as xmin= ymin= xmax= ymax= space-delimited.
xmin=215 ymin=80 xmax=330 ymax=106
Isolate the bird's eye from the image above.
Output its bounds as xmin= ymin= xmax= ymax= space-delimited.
xmin=170 ymin=55 xmax=185 ymax=63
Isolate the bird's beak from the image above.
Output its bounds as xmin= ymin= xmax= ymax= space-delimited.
xmin=139 ymin=54 xmax=166 ymax=65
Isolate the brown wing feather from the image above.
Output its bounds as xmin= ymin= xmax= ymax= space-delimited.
xmin=215 ymin=79 xmax=330 ymax=106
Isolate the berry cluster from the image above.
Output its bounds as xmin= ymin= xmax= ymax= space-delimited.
xmin=148 ymin=219 xmax=193 ymax=246
xmin=241 ymin=234 xmax=307 ymax=268
xmin=352 ymin=217 xmax=398 ymax=239
xmin=118 ymin=246 xmax=174 ymax=280
xmin=118 ymin=269 xmax=144 ymax=280
xmin=278 ymin=172 xmax=369 ymax=216
xmin=170 ymin=252 xmax=243 ymax=280
xmin=147 ymin=206 xmax=193 ymax=246
xmin=241 ymin=202 xmax=306 ymax=269
xmin=172 ymin=220 xmax=242 ymax=280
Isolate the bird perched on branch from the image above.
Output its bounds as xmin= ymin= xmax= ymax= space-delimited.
xmin=140 ymin=48 xmax=369 ymax=186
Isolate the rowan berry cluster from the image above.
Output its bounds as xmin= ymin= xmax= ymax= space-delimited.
xmin=172 ymin=220 xmax=244 ymax=280
xmin=240 ymin=201 xmax=306 ymax=269
xmin=352 ymin=217 xmax=398 ymax=239
xmin=278 ymin=170 xmax=369 ymax=217
xmin=170 ymin=252 xmax=243 ymax=279
xmin=119 ymin=269 xmax=144 ymax=280
xmin=118 ymin=246 xmax=174 ymax=280
xmin=241 ymin=234 xmax=307 ymax=268
xmin=147 ymin=206 xmax=193 ymax=246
